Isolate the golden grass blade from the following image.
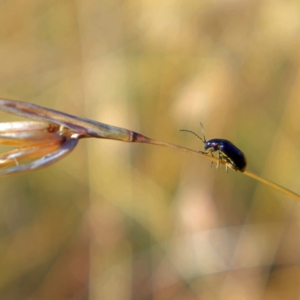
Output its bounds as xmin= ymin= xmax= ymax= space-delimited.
xmin=0 ymin=140 xmax=62 ymax=167
xmin=0 ymin=121 xmax=53 ymax=133
xmin=0 ymin=138 xmax=78 ymax=176
xmin=243 ymin=171 xmax=300 ymax=201
xmin=0 ymin=99 xmax=135 ymax=141
xmin=0 ymin=131 xmax=63 ymax=146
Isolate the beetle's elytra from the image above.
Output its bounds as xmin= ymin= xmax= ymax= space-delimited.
xmin=180 ymin=124 xmax=247 ymax=172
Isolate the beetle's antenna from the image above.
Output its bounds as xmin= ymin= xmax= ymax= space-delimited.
xmin=180 ymin=129 xmax=205 ymax=143
xmin=200 ymin=123 xmax=207 ymax=143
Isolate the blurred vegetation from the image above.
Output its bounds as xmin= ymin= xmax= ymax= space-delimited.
xmin=0 ymin=0 xmax=300 ymax=299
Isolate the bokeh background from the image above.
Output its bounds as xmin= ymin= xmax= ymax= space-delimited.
xmin=0 ymin=0 xmax=300 ymax=299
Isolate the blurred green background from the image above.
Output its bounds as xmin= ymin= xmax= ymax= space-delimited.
xmin=0 ymin=0 xmax=300 ymax=299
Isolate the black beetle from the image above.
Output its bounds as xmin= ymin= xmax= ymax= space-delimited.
xmin=180 ymin=124 xmax=247 ymax=172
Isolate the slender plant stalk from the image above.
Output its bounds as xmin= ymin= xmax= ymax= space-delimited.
xmin=0 ymin=99 xmax=299 ymax=201
xmin=140 ymin=139 xmax=300 ymax=202
xmin=243 ymin=171 xmax=300 ymax=201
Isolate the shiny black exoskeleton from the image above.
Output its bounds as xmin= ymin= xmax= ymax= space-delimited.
xmin=180 ymin=124 xmax=247 ymax=172
xmin=203 ymin=138 xmax=247 ymax=172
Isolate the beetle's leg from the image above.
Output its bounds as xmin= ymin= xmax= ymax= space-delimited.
xmin=225 ymin=158 xmax=234 ymax=173
xmin=204 ymin=149 xmax=215 ymax=167
xmin=207 ymin=150 xmax=214 ymax=167
xmin=197 ymin=149 xmax=215 ymax=167
xmin=224 ymin=157 xmax=232 ymax=173
xmin=198 ymin=149 xmax=208 ymax=155
xmin=215 ymin=151 xmax=223 ymax=170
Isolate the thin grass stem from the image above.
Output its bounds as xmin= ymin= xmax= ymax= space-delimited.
xmin=0 ymin=98 xmax=299 ymax=201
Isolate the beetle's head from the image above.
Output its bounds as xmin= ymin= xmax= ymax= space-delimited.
xmin=204 ymin=140 xmax=219 ymax=151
